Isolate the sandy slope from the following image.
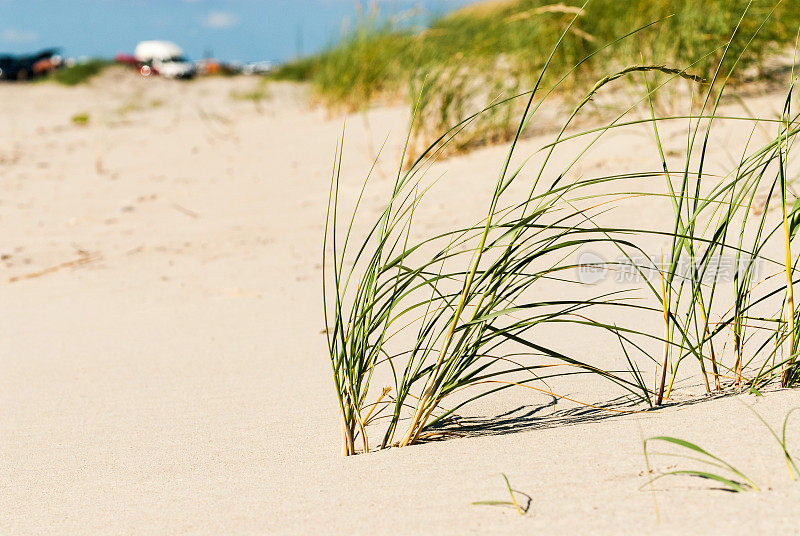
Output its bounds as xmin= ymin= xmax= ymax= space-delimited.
xmin=1 ymin=68 xmax=799 ymax=535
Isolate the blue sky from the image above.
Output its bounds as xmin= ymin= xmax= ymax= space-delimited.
xmin=0 ymin=0 xmax=471 ymax=63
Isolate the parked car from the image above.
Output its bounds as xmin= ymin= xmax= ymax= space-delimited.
xmin=133 ymin=41 xmax=195 ymax=79
xmin=0 ymin=55 xmax=21 ymax=80
xmin=114 ymin=53 xmax=151 ymax=76
xmin=0 ymin=49 xmax=61 ymax=80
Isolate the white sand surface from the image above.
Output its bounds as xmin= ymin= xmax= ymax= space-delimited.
xmin=1 ymin=68 xmax=799 ymax=534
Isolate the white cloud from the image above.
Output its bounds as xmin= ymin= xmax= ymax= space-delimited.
xmin=203 ymin=11 xmax=239 ymax=29
xmin=1 ymin=28 xmax=38 ymax=44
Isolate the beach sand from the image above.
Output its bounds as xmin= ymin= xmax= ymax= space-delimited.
xmin=2 ymin=68 xmax=799 ymax=534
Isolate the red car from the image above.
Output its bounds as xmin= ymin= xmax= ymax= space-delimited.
xmin=114 ymin=53 xmax=158 ymax=76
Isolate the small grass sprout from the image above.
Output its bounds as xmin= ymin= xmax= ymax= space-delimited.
xmin=642 ymin=406 xmax=800 ymax=492
xmin=744 ymin=404 xmax=800 ymax=480
xmin=643 ymin=435 xmax=759 ymax=493
xmin=472 ymin=473 xmax=530 ymax=515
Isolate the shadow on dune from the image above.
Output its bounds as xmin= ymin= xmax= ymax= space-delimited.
xmin=421 ymin=386 xmax=757 ymax=443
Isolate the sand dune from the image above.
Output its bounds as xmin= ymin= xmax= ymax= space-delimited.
xmin=1 ymin=68 xmax=799 ymax=534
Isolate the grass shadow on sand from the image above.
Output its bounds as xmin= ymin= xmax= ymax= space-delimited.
xmin=420 ymin=387 xmax=771 ymax=443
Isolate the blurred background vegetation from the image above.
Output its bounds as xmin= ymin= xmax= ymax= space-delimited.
xmin=271 ymin=0 xmax=800 ymax=158
xmin=49 ymin=59 xmax=113 ymax=86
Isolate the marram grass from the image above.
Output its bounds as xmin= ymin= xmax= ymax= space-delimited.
xmin=289 ymin=0 xmax=800 ymax=109
xmin=280 ymin=0 xmax=800 ymax=160
xmin=324 ymin=2 xmax=800 ymax=455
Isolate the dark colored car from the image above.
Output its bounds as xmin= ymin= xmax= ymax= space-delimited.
xmin=0 ymin=55 xmax=23 ymax=80
xmin=0 ymin=49 xmax=60 ymax=80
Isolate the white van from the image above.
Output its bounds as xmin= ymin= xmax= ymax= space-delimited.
xmin=134 ymin=41 xmax=196 ymax=79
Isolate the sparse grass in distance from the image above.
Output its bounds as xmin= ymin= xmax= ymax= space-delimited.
xmin=51 ymin=59 xmax=112 ymax=86
xmin=230 ymin=81 xmax=271 ymax=103
xmin=116 ymin=101 xmax=141 ymax=116
xmin=71 ymin=113 xmax=90 ymax=126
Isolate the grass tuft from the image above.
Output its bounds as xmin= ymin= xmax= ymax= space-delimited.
xmin=70 ymin=113 xmax=90 ymax=126
xmin=323 ymin=1 xmax=800 ymax=455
